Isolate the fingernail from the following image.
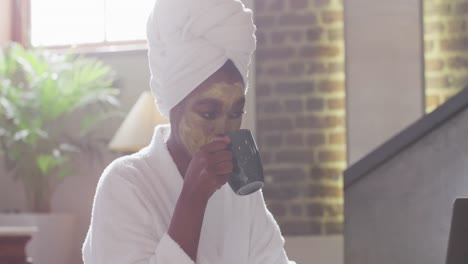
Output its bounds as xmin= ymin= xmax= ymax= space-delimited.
xmin=211 ymin=136 xmax=229 ymax=143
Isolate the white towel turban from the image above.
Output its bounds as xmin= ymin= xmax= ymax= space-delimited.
xmin=146 ymin=0 xmax=257 ymax=118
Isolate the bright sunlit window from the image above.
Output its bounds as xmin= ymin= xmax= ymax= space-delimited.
xmin=30 ymin=0 xmax=155 ymax=47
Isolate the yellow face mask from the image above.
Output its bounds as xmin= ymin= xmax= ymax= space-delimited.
xmin=178 ymin=81 xmax=245 ymax=156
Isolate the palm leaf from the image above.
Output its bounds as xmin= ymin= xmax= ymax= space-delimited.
xmin=0 ymin=43 xmax=121 ymax=212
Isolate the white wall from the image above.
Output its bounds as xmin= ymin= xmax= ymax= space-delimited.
xmin=0 ymin=0 xmax=11 ymax=45
xmin=344 ymin=0 xmax=425 ymax=164
xmin=285 ymin=236 xmax=343 ymax=264
xmin=345 ymin=104 xmax=468 ymax=264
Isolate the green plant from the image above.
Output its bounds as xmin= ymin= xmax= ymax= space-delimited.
xmin=0 ymin=43 xmax=120 ymax=213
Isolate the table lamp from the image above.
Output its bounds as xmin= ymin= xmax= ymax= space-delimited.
xmin=109 ymin=91 xmax=168 ymax=152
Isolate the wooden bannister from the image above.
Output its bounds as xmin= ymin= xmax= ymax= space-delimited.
xmin=0 ymin=227 xmax=36 ymax=264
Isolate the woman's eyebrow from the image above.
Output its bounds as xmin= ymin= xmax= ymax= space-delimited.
xmin=193 ymin=98 xmax=222 ymax=107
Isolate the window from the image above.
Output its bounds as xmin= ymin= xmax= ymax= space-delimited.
xmin=30 ymin=0 xmax=155 ymax=47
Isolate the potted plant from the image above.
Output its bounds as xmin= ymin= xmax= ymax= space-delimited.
xmin=0 ymin=43 xmax=119 ymax=213
xmin=0 ymin=43 xmax=120 ymax=263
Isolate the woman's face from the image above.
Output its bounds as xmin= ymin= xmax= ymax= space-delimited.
xmin=175 ymin=80 xmax=245 ymax=156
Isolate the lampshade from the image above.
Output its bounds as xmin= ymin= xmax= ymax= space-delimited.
xmin=109 ymin=91 xmax=168 ymax=152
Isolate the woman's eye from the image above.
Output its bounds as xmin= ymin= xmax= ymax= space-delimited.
xmin=201 ymin=112 xmax=218 ymax=120
xmin=229 ymin=111 xmax=245 ymax=119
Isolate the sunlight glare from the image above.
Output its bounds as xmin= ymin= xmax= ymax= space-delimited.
xmin=105 ymin=0 xmax=155 ymax=42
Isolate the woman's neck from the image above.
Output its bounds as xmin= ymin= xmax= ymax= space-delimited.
xmin=166 ymin=133 xmax=191 ymax=179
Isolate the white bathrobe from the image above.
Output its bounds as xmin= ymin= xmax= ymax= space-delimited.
xmin=83 ymin=125 xmax=295 ymax=264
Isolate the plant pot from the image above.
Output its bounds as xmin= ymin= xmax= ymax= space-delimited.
xmin=0 ymin=213 xmax=75 ymax=264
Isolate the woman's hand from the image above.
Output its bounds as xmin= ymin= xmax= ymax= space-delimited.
xmin=181 ymin=136 xmax=233 ymax=202
xmin=168 ymin=136 xmax=233 ymax=260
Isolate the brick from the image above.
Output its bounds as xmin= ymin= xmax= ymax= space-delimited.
xmin=318 ymin=150 xmax=347 ymax=162
xmin=329 ymin=115 xmax=345 ymax=127
xmin=306 ymin=133 xmax=326 ymax=147
xmin=455 ymin=2 xmax=468 ymax=14
xmin=258 ymin=101 xmax=282 ymax=113
xmin=256 ymin=83 xmax=272 ymax=97
xmin=443 ymin=93 xmax=457 ymax=102
xmin=313 ymin=0 xmax=331 ymax=8
xmin=266 ymin=65 xmax=288 ymax=76
xmin=289 ymin=30 xmax=304 ymax=42
xmin=276 ymin=150 xmax=314 ymax=163
xmin=284 ymin=99 xmax=304 ymax=112
xmin=333 ymin=115 xmax=346 ymax=126
xmin=306 ymin=97 xmax=325 ymax=111
xmin=288 ymin=62 xmax=306 ymax=75
xmin=425 ymin=40 xmax=435 ymax=53
xmin=280 ymin=220 xmax=322 ymax=236
xmin=310 ymin=167 xmax=342 ymax=181
xmin=276 ymin=81 xmax=314 ymax=94
xmin=259 ymin=151 xmax=272 ymax=165
xmin=425 ymin=59 xmax=445 ymax=72
xmin=426 ymin=76 xmax=450 ymax=88
xmin=318 ymin=80 xmax=345 ymax=92
xmin=290 ymin=0 xmax=308 ymax=10
xmin=256 ymin=66 xmax=264 ymax=76
xmin=324 ymin=221 xmax=343 ymax=235
xmin=329 ymin=132 xmax=346 ymax=145
xmin=278 ymin=13 xmax=317 ymax=26
xmin=285 ymin=132 xmax=304 ymax=145
xmin=271 ymin=30 xmax=304 ymax=44
xmin=270 ymin=0 xmax=285 ymax=12
xmin=448 ymin=57 xmax=468 ymax=70
xmin=325 ymin=203 xmax=344 ymax=218
xmin=328 ymin=28 xmax=343 ymax=41
xmin=307 ymin=28 xmax=323 ymax=41
xmin=426 ymin=95 xmax=441 ymax=110
xmin=308 ymin=62 xmax=329 ymax=74
xmin=264 ymin=167 xmax=306 ymax=182
xmin=296 ymin=115 xmax=343 ymax=129
xmin=329 ymin=63 xmax=344 ymax=73
xmin=308 ymin=184 xmax=343 ymax=198
xmin=271 ymin=31 xmax=287 ymax=44
xmin=255 ymin=15 xmax=276 ymax=29
xmin=321 ymin=10 xmax=343 ymax=24
xmin=267 ymin=203 xmax=287 ymax=217
xmin=441 ymin=38 xmax=468 ymax=52
xmin=263 ymin=185 xmax=301 ymax=200
xmin=264 ymin=133 xmax=283 ymax=147
xmin=447 ymin=20 xmax=467 ymax=33
xmin=256 ymin=31 xmax=267 ymax=46
xmin=424 ymin=3 xmax=451 ymax=17
xmin=296 ymin=115 xmax=324 ymax=129
xmin=327 ymin=98 xmax=345 ymax=110
xmin=424 ymin=21 xmax=444 ymax=35
xmin=255 ymin=0 xmax=346 ymax=234
xmin=255 ymin=1 xmax=266 ymax=13
xmin=290 ymin=204 xmax=304 ymax=217
xmin=256 ymin=47 xmax=295 ymax=61
xmin=299 ymin=45 xmax=340 ymax=58
xmin=307 ymin=202 xmax=325 ymax=216
xmin=258 ymin=118 xmax=293 ymax=131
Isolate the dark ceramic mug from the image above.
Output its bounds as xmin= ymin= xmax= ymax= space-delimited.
xmin=226 ymin=129 xmax=264 ymax=195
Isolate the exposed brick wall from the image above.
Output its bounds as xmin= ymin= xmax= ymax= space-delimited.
xmin=254 ymin=0 xmax=345 ymax=235
xmin=424 ymin=0 xmax=468 ymax=113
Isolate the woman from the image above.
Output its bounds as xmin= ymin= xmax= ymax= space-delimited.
xmin=83 ymin=0 xmax=295 ymax=263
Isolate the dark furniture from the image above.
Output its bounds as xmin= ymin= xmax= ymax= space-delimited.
xmin=0 ymin=227 xmax=36 ymax=264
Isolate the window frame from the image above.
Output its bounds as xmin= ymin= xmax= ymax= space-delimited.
xmin=24 ymin=0 xmax=150 ymax=52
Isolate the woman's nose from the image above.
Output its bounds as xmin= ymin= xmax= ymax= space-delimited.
xmin=215 ymin=118 xmax=238 ymax=136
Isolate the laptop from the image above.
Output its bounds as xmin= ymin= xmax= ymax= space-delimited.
xmin=446 ymin=198 xmax=468 ymax=264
